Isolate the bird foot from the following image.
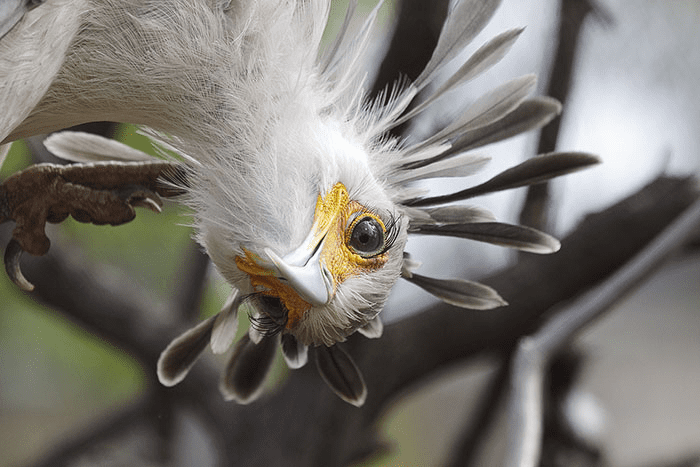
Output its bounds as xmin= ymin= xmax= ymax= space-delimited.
xmin=0 ymin=161 xmax=183 ymax=291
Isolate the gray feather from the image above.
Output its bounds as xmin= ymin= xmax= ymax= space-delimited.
xmin=326 ymin=0 xmax=384 ymax=90
xmin=410 ymin=205 xmax=496 ymax=227
xmin=0 ymin=0 xmax=34 ymax=39
xmin=404 ymin=273 xmax=507 ymax=309
xmin=408 ymin=152 xmax=601 ymax=206
xmin=393 ymin=28 xmax=523 ymax=127
xmin=446 ymin=96 xmax=562 ymax=156
xmin=395 ymin=153 xmax=490 ymax=183
xmin=400 ymin=252 xmax=422 ymax=278
xmin=411 ymin=221 xmax=561 ymax=254
xmin=319 ymin=0 xmax=357 ymax=73
xmin=281 ymin=333 xmax=308 ymax=369
xmin=416 ymin=74 xmax=537 ymax=152
xmin=219 ymin=334 xmax=277 ymax=404
xmin=414 ymin=0 xmax=502 ymax=89
xmin=0 ymin=143 xmax=10 ymax=169
xmin=157 ymin=315 xmax=216 ymax=387
xmin=315 ymin=345 xmax=367 ymax=407
xmin=404 ymin=97 xmax=561 ymax=170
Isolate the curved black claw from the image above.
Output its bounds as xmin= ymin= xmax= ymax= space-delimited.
xmin=4 ymin=239 xmax=33 ymax=292
xmin=130 ymin=196 xmax=162 ymax=213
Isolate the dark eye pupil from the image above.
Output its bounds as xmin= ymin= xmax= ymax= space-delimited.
xmin=350 ymin=217 xmax=384 ymax=255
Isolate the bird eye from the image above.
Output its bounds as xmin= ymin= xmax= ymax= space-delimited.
xmin=347 ymin=215 xmax=385 ymax=257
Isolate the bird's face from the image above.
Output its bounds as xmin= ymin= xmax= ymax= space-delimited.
xmin=233 ymin=178 xmax=406 ymax=346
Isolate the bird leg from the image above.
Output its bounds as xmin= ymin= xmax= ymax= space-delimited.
xmin=0 ymin=161 xmax=185 ymax=291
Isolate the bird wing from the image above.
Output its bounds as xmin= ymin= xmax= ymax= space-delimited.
xmin=0 ymin=0 xmax=30 ymax=39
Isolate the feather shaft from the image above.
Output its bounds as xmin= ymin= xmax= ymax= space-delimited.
xmin=407 ymin=152 xmax=600 ymax=206
xmin=414 ymin=0 xmax=502 ymax=89
xmin=392 ymin=28 xmax=523 ymax=128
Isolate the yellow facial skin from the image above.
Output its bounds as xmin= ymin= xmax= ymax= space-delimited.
xmin=235 ymin=250 xmax=312 ymax=327
xmin=235 ymin=182 xmax=389 ymax=330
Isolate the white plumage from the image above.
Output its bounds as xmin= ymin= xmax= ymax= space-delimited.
xmin=0 ymin=0 xmax=598 ymax=405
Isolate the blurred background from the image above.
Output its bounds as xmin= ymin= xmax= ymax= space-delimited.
xmin=1 ymin=0 xmax=699 ymax=466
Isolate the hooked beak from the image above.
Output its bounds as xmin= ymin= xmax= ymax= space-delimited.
xmin=237 ymin=183 xmax=351 ymax=309
xmin=264 ymin=229 xmax=334 ymax=306
xmin=262 ymin=182 xmax=351 ymax=306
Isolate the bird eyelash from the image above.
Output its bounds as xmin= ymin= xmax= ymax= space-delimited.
xmin=380 ymin=211 xmax=401 ymax=255
xmin=245 ymin=294 xmax=289 ymax=337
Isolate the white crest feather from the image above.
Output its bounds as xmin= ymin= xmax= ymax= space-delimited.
xmin=210 ymin=289 xmax=242 ymax=354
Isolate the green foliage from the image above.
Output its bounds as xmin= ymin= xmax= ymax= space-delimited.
xmin=0 ymin=281 xmax=144 ymax=409
xmin=1 ymin=139 xmax=31 ymax=178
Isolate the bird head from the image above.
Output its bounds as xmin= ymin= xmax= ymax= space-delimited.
xmin=182 ymin=62 xmax=411 ymax=347
xmin=200 ymin=126 xmax=408 ymax=347
xmin=232 ymin=180 xmax=406 ymax=346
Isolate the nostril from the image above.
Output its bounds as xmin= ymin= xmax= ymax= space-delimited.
xmin=322 ymin=267 xmax=334 ymax=292
xmin=305 ymin=234 xmax=325 ymax=266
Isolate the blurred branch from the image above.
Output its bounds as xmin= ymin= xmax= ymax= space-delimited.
xmin=149 ymin=174 xmax=694 ymax=467
xmin=540 ymin=349 xmax=604 ymax=467
xmin=19 ymin=173 xmax=697 ymax=465
xmin=172 ymin=241 xmax=210 ymax=321
xmin=357 ymin=176 xmax=697 ymax=412
xmin=505 ymin=194 xmax=700 ymax=467
xmin=31 ymin=396 xmax=150 ymax=467
xmin=519 ymin=0 xmax=605 ymax=232
xmin=17 ymin=242 xmax=176 ymax=364
xmin=445 ymin=351 xmax=513 ymax=467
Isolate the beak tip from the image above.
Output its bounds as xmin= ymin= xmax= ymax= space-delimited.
xmin=263 ymin=247 xmax=332 ymax=307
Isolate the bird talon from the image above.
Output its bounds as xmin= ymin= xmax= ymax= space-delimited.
xmin=129 ymin=193 xmax=163 ymax=213
xmin=4 ymin=239 xmax=34 ymax=292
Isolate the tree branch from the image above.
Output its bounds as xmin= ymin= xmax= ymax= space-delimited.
xmin=14 ymin=176 xmax=697 ymax=466
xmin=505 ymin=192 xmax=700 ymax=467
xmin=445 ymin=351 xmax=513 ymax=467
xmin=519 ymin=0 xmax=608 ymax=232
xmin=15 ymin=240 xmax=178 ymax=364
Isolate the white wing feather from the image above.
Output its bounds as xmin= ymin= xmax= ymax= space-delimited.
xmin=44 ymin=131 xmax=156 ymax=163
